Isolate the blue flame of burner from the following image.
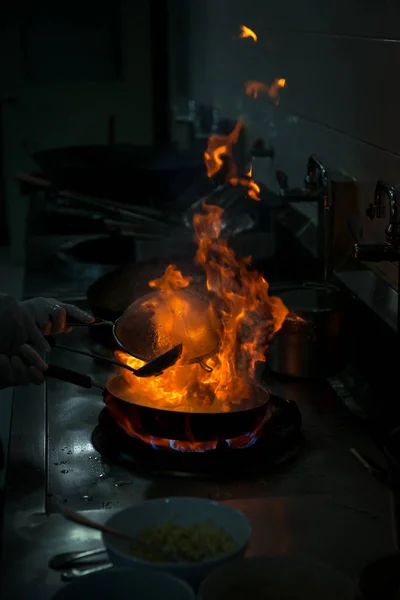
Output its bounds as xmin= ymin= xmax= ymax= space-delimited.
xmin=146 ymin=433 xmax=260 ymax=452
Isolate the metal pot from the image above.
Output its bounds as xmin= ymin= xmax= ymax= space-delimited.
xmin=267 ymin=283 xmax=346 ymax=379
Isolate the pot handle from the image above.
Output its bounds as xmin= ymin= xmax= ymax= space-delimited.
xmin=45 ymin=365 xmax=94 ymax=389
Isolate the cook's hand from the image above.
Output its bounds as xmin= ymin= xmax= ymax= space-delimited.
xmin=20 ymin=297 xmax=94 ymax=335
xmin=0 ymin=344 xmax=48 ymax=390
xmin=0 ymin=293 xmax=50 ymax=355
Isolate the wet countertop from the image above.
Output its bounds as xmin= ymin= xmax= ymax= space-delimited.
xmin=1 ymin=328 xmax=397 ymax=599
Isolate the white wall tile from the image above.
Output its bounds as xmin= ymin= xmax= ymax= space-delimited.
xmin=189 ymin=5 xmax=389 ymax=149
xmin=187 ymin=0 xmax=400 ymax=206
xmin=194 ymin=0 xmax=395 ymax=39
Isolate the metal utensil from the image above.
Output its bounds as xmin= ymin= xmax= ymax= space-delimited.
xmin=61 ymin=562 xmax=113 ymax=581
xmin=46 ymin=335 xmax=183 ymax=378
xmin=63 ymin=311 xmax=188 ymax=374
xmin=62 ymin=508 xmax=181 ymax=561
xmin=49 ymin=548 xmax=107 ymax=570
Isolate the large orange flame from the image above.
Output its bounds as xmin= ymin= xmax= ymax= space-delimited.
xmin=114 ymin=205 xmax=288 ymax=414
xmin=111 ymin=119 xmax=289 ymax=450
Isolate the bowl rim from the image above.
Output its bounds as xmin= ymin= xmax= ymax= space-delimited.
xmin=198 ymin=555 xmax=358 ymax=598
xmin=52 ymin=567 xmax=196 ymax=599
xmin=102 ymin=497 xmax=252 ymax=569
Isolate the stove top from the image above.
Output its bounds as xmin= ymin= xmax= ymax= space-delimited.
xmin=91 ymin=394 xmax=303 ymax=477
xmin=3 ymin=193 xmax=397 ymax=599
xmin=4 ymin=325 xmax=387 ymax=513
xmin=3 ymin=327 xmax=396 ymax=600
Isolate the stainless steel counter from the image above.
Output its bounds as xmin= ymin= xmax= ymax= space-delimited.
xmin=1 ymin=328 xmax=397 ymax=599
xmin=276 ymin=202 xmax=399 ymax=333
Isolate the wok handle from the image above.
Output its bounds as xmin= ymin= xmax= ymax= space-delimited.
xmin=45 ymin=365 xmax=94 ymax=389
xmin=65 ymin=317 xmax=111 ymax=328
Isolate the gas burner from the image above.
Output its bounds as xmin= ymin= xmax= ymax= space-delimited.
xmin=91 ymin=394 xmax=303 ymax=476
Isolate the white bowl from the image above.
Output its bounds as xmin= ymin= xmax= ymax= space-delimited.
xmin=102 ymin=497 xmax=252 ymax=586
xmin=198 ymin=556 xmax=358 ymax=600
xmin=51 ymin=568 xmax=195 ymax=600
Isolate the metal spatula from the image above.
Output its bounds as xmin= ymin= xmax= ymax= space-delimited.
xmin=45 ymin=335 xmax=182 ymax=378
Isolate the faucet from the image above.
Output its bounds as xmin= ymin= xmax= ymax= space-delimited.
xmin=353 ymin=180 xmax=400 ymax=333
xmin=276 ymin=155 xmax=333 ymax=282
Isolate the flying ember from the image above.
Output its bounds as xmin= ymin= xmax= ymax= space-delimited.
xmin=239 ymin=24 xmax=257 ymax=42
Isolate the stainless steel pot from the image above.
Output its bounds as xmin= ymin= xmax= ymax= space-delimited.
xmin=267 ymin=283 xmax=346 ymax=378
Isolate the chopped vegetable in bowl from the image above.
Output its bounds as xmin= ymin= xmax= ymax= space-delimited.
xmin=102 ymin=497 xmax=251 ymax=586
xmin=130 ymin=519 xmax=238 ymax=562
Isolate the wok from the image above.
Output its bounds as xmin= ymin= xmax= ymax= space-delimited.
xmin=45 ymin=366 xmax=270 ymax=442
xmin=26 ymin=142 xmax=205 ymax=204
xmin=113 ymin=288 xmax=219 ymax=367
xmin=85 ymin=259 xmax=206 ymax=348
xmin=86 ymin=259 xmax=218 ymax=367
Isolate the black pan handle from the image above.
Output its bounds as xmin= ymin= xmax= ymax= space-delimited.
xmin=45 ymin=365 xmax=93 ymax=389
xmin=65 ymin=317 xmax=110 ymax=327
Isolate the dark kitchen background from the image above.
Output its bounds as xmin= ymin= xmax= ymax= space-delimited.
xmin=0 ymin=0 xmax=398 ymax=259
xmin=0 ymin=0 xmax=400 ymax=596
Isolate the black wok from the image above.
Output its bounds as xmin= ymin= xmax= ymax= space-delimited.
xmin=85 ymin=259 xmax=206 ymax=348
xmin=45 ymin=366 xmax=270 ymax=442
xmin=26 ymin=142 xmax=205 ymax=205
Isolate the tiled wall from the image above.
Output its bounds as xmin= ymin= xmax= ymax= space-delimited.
xmin=186 ymin=0 xmax=400 ymax=213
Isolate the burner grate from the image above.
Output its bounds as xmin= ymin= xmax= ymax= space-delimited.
xmin=92 ymin=394 xmax=303 ymax=476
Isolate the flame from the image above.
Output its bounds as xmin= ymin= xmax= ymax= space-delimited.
xmin=110 ymin=120 xmax=289 ymax=450
xmin=204 ymin=119 xmax=260 ymax=200
xmin=230 ymin=165 xmax=261 ymax=201
xmin=239 ymin=25 xmax=257 ymax=42
xmin=268 ymin=78 xmax=287 ymax=104
xmin=204 ymin=119 xmax=243 ymax=179
xmin=245 ymin=78 xmax=286 ymax=105
xmin=244 ymin=81 xmax=269 ymax=100
xmin=149 ymin=264 xmax=191 ymax=291
xmin=114 ymin=202 xmax=288 ymax=416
